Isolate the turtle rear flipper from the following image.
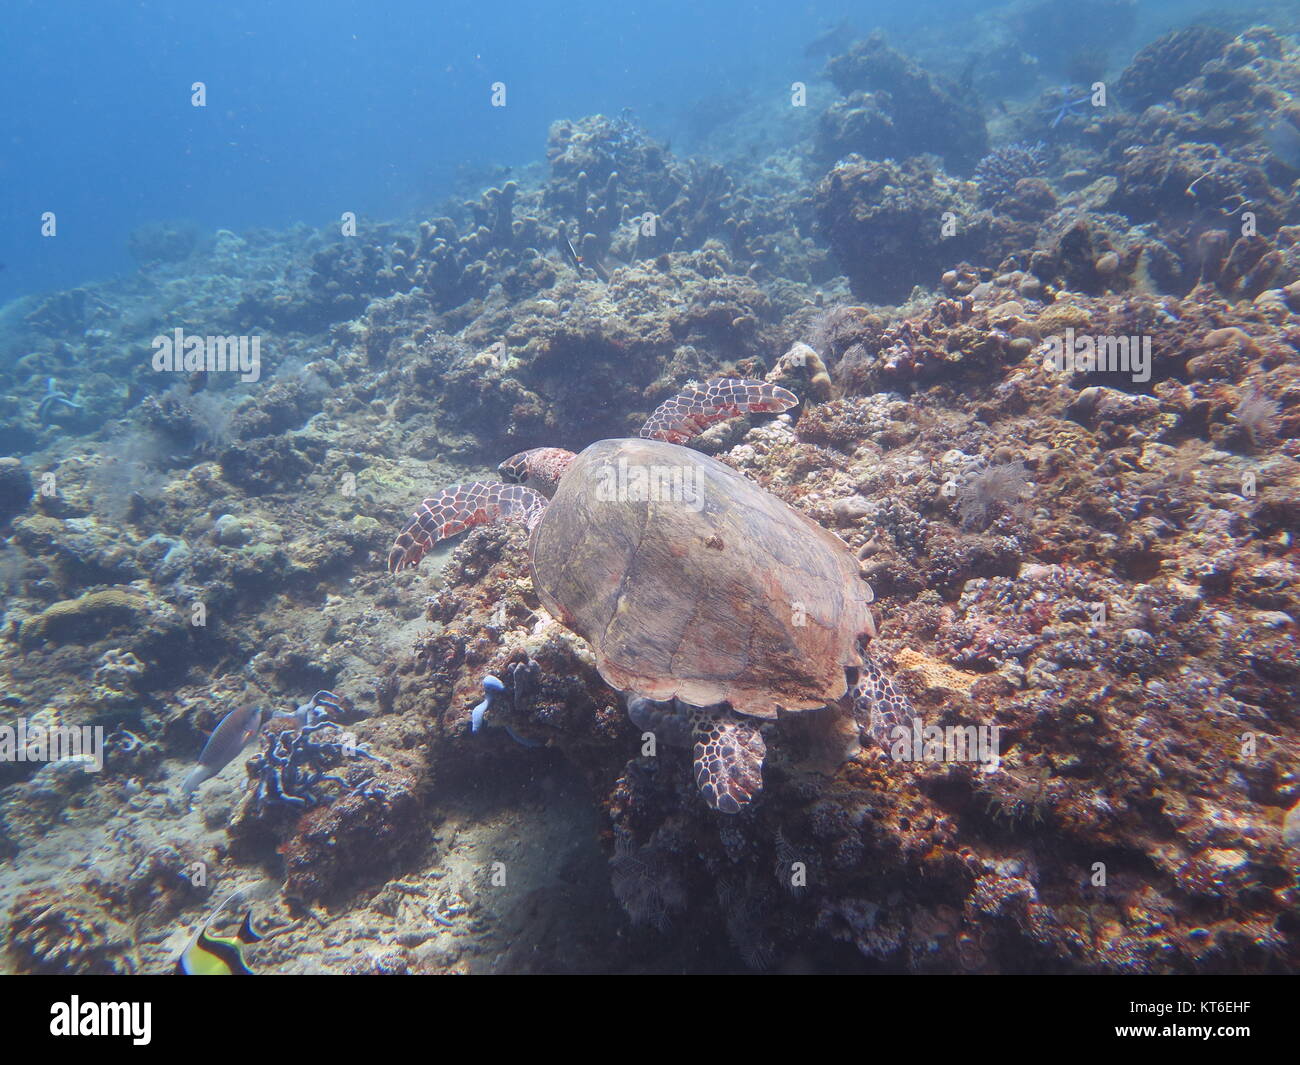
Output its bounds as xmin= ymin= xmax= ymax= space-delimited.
xmin=388 ymin=482 xmax=548 ymax=572
xmin=852 ymin=647 xmax=918 ymax=751
xmin=690 ymin=706 xmax=766 ymax=814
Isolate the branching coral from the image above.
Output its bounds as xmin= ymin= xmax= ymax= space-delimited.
xmin=973 ymin=142 xmax=1048 ymax=206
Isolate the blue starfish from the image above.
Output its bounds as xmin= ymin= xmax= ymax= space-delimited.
xmin=1043 ymin=88 xmax=1095 ymax=129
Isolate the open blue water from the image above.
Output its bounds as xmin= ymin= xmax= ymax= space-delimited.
xmin=1 ymin=0 xmax=1204 ymax=300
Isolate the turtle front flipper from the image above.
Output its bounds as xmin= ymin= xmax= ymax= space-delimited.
xmin=388 ymin=482 xmax=548 ymax=572
xmin=853 ymin=648 xmax=919 ymax=751
xmin=639 ymin=378 xmax=797 ymax=444
xmin=689 ymin=705 xmax=766 ymax=814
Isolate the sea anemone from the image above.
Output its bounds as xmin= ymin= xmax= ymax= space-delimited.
xmin=954 ymin=461 xmax=1031 ymax=530
xmin=1233 ymin=390 xmax=1280 ymax=451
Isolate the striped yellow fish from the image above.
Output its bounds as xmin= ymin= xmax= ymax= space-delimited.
xmin=174 ymin=890 xmax=265 ymax=975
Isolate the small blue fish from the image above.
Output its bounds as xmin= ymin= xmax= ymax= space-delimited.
xmin=181 ymin=705 xmax=263 ymax=794
xmin=471 ymin=675 xmax=504 ymax=733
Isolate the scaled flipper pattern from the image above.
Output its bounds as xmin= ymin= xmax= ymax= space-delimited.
xmin=388 ymin=482 xmax=547 ymax=572
xmin=640 ymin=378 xmax=798 ymax=444
xmin=690 ymin=705 xmax=766 ymax=814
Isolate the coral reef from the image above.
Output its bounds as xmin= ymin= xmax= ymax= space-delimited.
xmin=1116 ymin=26 xmax=1232 ymax=110
xmin=973 ymin=142 xmax=1049 ymax=207
xmin=819 ymin=33 xmax=989 ymax=171
xmin=228 ymin=714 xmax=423 ymax=903
xmin=5 ymin=885 xmax=135 ymax=974
xmin=815 ymin=157 xmax=993 ymax=304
xmin=2 ymin=18 xmax=1300 ymax=975
xmin=126 ymin=221 xmax=199 ymax=266
xmin=0 ymin=458 xmax=33 ymax=524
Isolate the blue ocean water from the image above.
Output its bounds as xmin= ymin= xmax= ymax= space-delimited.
xmin=0 ymin=0 xmax=1199 ymax=301
xmin=3 ymin=0 xmax=856 ymax=297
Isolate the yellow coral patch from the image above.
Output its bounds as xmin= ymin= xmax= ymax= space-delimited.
xmin=22 ymin=588 xmax=150 ymax=646
xmin=1036 ymin=302 xmax=1092 ymax=334
xmin=893 ymin=647 xmax=979 ymax=695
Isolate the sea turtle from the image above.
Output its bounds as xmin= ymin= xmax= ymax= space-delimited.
xmin=388 ymin=378 xmax=917 ymax=812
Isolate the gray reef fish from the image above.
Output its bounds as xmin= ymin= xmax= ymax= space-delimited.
xmin=181 ymin=704 xmax=263 ymax=794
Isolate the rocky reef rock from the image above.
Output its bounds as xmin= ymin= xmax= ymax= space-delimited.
xmin=0 ymin=458 xmax=33 ymax=524
xmin=815 ymin=156 xmax=996 ymax=304
xmin=820 ymin=33 xmax=989 ymax=172
xmin=5 ymin=885 xmax=135 ymax=974
xmin=1117 ymin=25 xmax=1232 ymax=111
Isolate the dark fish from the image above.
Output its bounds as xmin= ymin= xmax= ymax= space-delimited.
xmin=1265 ymin=119 xmax=1300 ymax=170
xmin=958 ymin=55 xmax=979 ymax=94
xmin=561 ymin=235 xmax=583 ymax=272
xmin=181 ymin=704 xmax=263 ymax=794
xmin=559 ymin=233 xmax=610 ymax=282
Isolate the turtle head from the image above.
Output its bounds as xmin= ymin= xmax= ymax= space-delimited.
xmin=499 ymin=447 xmax=577 ymax=497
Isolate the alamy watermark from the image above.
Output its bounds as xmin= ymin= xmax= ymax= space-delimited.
xmin=595 ymin=458 xmax=704 ymax=512
xmin=50 ymin=997 xmax=150 ymax=1044
xmin=890 ymin=720 xmax=1001 ymax=768
xmin=1042 ymin=327 xmax=1151 ymax=384
xmin=0 ymin=719 xmax=105 ymax=772
xmin=152 ymin=328 xmax=261 ymax=382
